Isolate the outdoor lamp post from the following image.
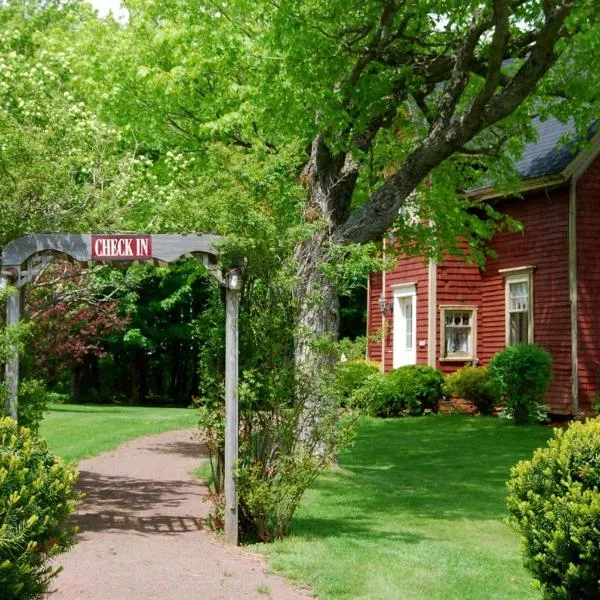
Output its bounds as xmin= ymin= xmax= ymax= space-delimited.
xmin=224 ymin=266 xmax=242 ymax=545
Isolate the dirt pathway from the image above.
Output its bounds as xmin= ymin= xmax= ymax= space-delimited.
xmin=50 ymin=429 xmax=311 ymax=600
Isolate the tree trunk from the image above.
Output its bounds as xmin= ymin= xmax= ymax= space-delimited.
xmin=294 ymin=136 xmax=359 ymax=358
xmin=293 ymin=230 xmax=340 ymax=371
xmin=293 ymin=136 xmax=359 ymax=441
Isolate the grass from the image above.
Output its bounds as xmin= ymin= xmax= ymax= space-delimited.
xmin=39 ymin=403 xmax=198 ymax=462
xmin=257 ymin=414 xmax=553 ymax=600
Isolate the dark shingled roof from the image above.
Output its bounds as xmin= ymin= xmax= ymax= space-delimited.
xmin=513 ymin=117 xmax=598 ymax=180
xmin=514 ymin=117 xmax=578 ymax=179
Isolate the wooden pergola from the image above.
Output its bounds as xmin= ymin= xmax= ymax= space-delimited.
xmin=1 ymin=233 xmax=241 ymax=545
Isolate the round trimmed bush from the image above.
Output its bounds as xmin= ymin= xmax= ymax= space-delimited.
xmin=374 ymin=365 xmax=444 ymax=417
xmin=349 ymin=371 xmax=398 ymax=414
xmin=488 ymin=343 xmax=552 ymax=424
xmin=507 ymin=417 xmax=600 ymax=599
xmin=0 ymin=417 xmax=81 ymax=600
xmin=333 ymin=359 xmax=380 ymax=405
xmin=443 ymin=366 xmax=499 ymax=415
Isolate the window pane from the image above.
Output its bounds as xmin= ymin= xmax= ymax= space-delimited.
xmin=444 ymin=310 xmax=473 ymax=357
xmin=509 ymin=281 xmax=528 ymax=312
xmin=405 ymin=302 xmax=413 ymax=349
xmin=510 ymin=312 xmax=528 ymax=345
xmin=446 ymin=327 xmax=469 ymax=355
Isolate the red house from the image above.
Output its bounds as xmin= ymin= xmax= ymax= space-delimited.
xmin=367 ymin=118 xmax=600 ymax=416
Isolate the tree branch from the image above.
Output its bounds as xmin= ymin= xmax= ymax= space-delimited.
xmin=333 ymin=1 xmax=576 ymax=245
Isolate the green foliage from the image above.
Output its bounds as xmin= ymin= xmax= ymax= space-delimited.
xmin=507 ymin=417 xmax=600 ymax=599
xmin=0 ymin=417 xmax=80 ymax=600
xmin=0 ymin=23 xmax=129 ymax=245
xmin=349 ymin=371 xmax=397 ymax=414
xmin=333 ymin=359 xmax=379 ymax=406
xmin=352 ymin=365 xmax=444 ymax=417
xmin=488 ymin=344 xmax=552 ymax=424
xmin=443 ymin=366 xmax=499 ymax=415
xmin=235 ymin=379 xmax=356 ymax=543
xmin=336 ymin=336 xmax=368 ymax=362
xmin=237 ymin=448 xmax=330 ymax=543
xmin=379 ymin=365 xmax=444 ymax=417
xmin=17 ymin=379 xmax=49 ymax=434
xmin=198 ymin=364 xmax=356 ymax=542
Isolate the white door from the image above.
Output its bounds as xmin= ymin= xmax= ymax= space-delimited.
xmin=393 ymin=286 xmax=416 ymax=368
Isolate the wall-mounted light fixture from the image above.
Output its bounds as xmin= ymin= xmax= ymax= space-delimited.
xmin=378 ymin=295 xmax=393 ymax=315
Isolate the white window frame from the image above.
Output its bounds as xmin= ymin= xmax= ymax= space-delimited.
xmin=501 ymin=266 xmax=535 ymax=346
xmin=439 ymin=305 xmax=478 ymax=362
xmin=392 ymin=283 xmax=417 ymax=368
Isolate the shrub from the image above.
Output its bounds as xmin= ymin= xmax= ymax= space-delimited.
xmin=361 ymin=365 xmax=444 ymax=417
xmin=336 ymin=336 xmax=368 ymax=361
xmin=443 ymin=366 xmax=499 ymax=415
xmin=333 ymin=359 xmax=380 ymax=406
xmin=0 ymin=417 xmax=81 ymax=600
xmin=507 ymin=417 xmax=600 ymax=599
xmin=488 ymin=344 xmax=552 ymax=424
xmin=18 ymin=379 xmax=50 ymax=434
xmin=197 ymin=368 xmax=356 ymax=543
xmin=349 ymin=371 xmax=398 ymax=414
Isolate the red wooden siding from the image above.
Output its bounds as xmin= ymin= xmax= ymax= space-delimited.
xmin=576 ymin=154 xmax=600 ymax=412
xmin=482 ymin=187 xmax=571 ymax=414
xmin=367 ymin=257 xmax=429 ymax=370
xmin=436 ymin=252 xmax=482 ymax=375
xmin=385 ymin=257 xmax=429 ymax=370
xmin=367 ymin=272 xmax=383 ymax=364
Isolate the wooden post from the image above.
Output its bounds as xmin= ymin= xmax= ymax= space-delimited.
xmin=1 ymin=274 xmax=20 ymax=420
xmin=224 ymin=269 xmax=241 ymax=545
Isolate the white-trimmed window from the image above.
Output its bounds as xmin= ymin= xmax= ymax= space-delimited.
xmin=440 ymin=306 xmax=477 ymax=361
xmin=501 ymin=267 xmax=534 ymax=345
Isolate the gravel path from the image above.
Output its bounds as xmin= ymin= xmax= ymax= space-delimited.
xmin=50 ymin=429 xmax=311 ymax=600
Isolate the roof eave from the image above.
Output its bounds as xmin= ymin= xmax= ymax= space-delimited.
xmin=467 ymin=128 xmax=600 ymax=202
xmin=468 ymin=173 xmax=567 ymax=201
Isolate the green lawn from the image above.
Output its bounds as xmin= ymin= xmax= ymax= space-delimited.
xmin=39 ymin=405 xmax=553 ymax=599
xmin=257 ymin=414 xmax=552 ymax=600
xmin=39 ymin=403 xmax=198 ymax=462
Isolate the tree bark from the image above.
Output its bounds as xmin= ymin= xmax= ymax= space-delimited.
xmin=293 ymin=137 xmax=360 ymax=445
xmin=294 ymin=135 xmax=359 ymax=369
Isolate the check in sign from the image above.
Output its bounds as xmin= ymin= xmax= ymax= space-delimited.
xmin=91 ymin=235 xmax=152 ymax=261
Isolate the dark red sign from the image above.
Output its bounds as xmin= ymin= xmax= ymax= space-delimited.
xmin=91 ymin=235 xmax=152 ymax=260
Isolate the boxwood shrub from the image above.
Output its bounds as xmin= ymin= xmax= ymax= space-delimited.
xmin=0 ymin=417 xmax=81 ymax=600
xmin=488 ymin=343 xmax=552 ymax=424
xmin=349 ymin=371 xmax=398 ymax=414
xmin=359 ymin=365 xmax=444 ymax=417
xmin=333 ymin=359 xmax=380 ymax=406
xmin=443 ymin=366 xmax=499 ymax=415
xmin=507 ymin=417 xmax=600 ymax=599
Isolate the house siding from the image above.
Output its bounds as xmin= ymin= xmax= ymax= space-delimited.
xmin=576 ymin=154 xmax=600 ymax=412
xmin=483 ymin=187 xmax=572 ymax=414
xmin=367 ymin=256 xmax=429 ymax=371
xmin=367 ymin=185 xmax=573 ymax=414
xmin=367 ymin=272 xmax=383 ymax=364
xmin=436 ymin=253 xmax=481 ymax=375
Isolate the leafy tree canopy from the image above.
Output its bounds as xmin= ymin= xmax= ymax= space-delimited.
xmin=31 ymin=0 xmax=600 ymax=261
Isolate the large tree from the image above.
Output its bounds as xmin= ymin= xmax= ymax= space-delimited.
xmin=30 ymin=0 xmax=600 ymax=368
xmin=278 ymin=0 xmax=600 ymax=370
